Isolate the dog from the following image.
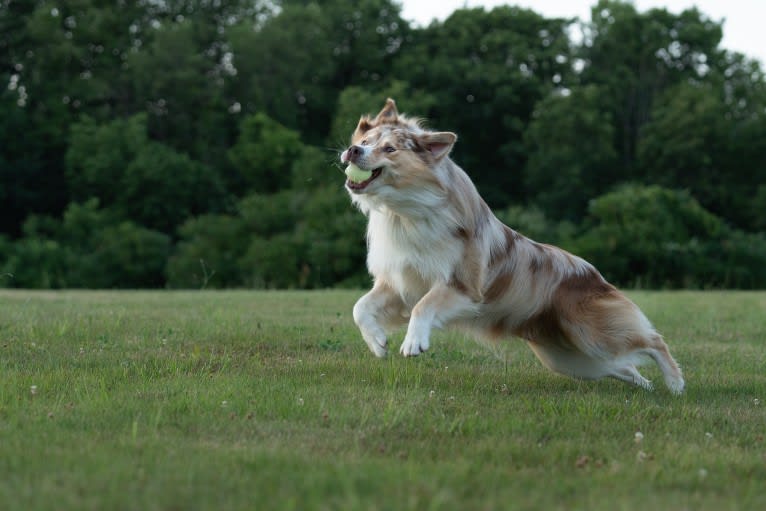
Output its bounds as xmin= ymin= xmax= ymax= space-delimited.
xmin=340 ymin=98 xmax=684 ymax=394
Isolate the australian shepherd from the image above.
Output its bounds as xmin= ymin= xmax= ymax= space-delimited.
xmin=341 ymin=99 xmax=684 ymax=394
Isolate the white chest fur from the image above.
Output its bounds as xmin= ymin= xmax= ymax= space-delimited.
xmin=366 ymin=210 xmax=462 ymax=302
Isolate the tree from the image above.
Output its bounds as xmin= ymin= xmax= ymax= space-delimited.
xmin=228 ymin=113 xmax=303 ymax=194
xmin=638 ymin=78 xmax=766 ymax=231
xmin=66 ymin=114 xmax=147 ymax=205
xmin=579 ymin=0 xmax=724 ymax=176
xmin=524 ymin=85 xmax=617 ymax=221
xmin=226 ymin=0 xmax=409 ymax=142
xmin=571 ymin=185 xmax=766 ymax=288
xmin=66 ymin=114 xmax=227 ymax=234
xmin=167 ymin=213 xmax=247 ymax=289
xmin=121 ymin=142 xmax=227 ymax=234
xmin=392 ymin=6 xmax=573 ymax=206
xmin=2 ymin=200 xmax=170 ymax=288
xmin=128 ymin=19 xmax=234 ymax=164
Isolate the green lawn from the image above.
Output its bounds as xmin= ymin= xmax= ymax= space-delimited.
xmin=0 ymin=290 xmax=764 ymax=510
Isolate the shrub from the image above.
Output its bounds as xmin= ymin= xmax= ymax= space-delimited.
xmin=166 ymin=214 xmax=247 ymax=289
xmin=573 ymin=184 xmax=766 ymax=288
xmin=86 ymin=223 xmax=171 ymax=288
xmin=3 ymin=201 xmax=170 ymax=288
xmin=1 ymin=238 xmax=71 ymax=289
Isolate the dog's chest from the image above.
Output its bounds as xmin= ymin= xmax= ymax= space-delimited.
xmin=366 ymin=213 xmax=461 ymax=294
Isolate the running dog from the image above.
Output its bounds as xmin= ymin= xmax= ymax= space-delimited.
xmin=340 ymin=99 xmax=684 ymax=394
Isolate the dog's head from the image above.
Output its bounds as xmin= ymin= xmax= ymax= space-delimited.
xmin=340 ymin=99 xmax=457 ymax=205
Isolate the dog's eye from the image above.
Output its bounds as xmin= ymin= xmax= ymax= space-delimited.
xmin=384 ymin=146 xmax=396 ymax=153
xmin=361 ymin=139 xmax=368 ymax=145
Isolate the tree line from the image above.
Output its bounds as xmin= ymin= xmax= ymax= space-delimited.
xmin=1 ymin=0 xmax=765 ymax=289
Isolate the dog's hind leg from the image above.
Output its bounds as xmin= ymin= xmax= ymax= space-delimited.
xmin=609 ymin=364 xmax=654 ymax=391
xmin=645 ymin=336 xmax=685 ymax=395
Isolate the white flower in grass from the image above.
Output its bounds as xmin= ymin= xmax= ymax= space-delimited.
xmin=30 ymin=385 xmax=38 ymax=396
xmin=221 ymin=400 xmax=228 ymax=408
xmin=754 ymin=398 xmax=760 ymax=406
xmin=634 ymin=431 xmax=644 ymax=443
xmin=297 ymin=397 xmax=304 ymax=406
xmin=705 ymin=432 xmax=713 ymax=440
xmin=429 ymin=390 xmax=435 ymax=398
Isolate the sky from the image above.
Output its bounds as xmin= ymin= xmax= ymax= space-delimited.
xmin=399 ymin=0 xmax=766 ymax=66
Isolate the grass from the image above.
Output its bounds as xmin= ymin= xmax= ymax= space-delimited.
xmin=0 ymin=289 xmax=764 ymax=510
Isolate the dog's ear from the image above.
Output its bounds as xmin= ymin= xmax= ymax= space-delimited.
xmin=418 ymin=131 xmax=457 ymax=160
xmin=374 ymin=98 xmax=399 ymax=123
xmin=354 ymin=115 xmax=373 ymax=136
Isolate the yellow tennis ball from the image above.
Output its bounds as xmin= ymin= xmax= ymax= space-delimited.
xmin=345 ymin=163 xmax=373 ymax=183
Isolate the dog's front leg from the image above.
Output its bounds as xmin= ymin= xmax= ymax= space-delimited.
xmin=400 ymin=282 xmax=476 ymax=357
xmin=353 ymin=281 xmax=406 ymax=357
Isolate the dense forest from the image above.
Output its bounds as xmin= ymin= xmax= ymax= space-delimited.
xmin=1 ymin=0 xmax=765 ymax=289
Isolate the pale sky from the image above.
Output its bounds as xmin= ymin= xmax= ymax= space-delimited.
xmin=400 ymin=0 xmax=766 ymax=66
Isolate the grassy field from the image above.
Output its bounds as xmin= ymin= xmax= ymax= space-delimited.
xmin=0 ymin=289 xmax=764 ymax=510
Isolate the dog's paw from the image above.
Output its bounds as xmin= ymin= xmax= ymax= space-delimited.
xmin=361 ymin=329 xmax=387 ymax=358
xmin=399 ymin=333 xmax=429 ymax=357
xmin=666 ymin=376 xmax=685 ymax=395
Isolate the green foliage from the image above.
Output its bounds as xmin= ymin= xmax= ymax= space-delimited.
xmin=66 ymin=114 xmax=148 ymax=204
xmin=121 ymin=142 xmax=226 ymax=233
xmin=229 ymin=113 xmax=303 ymax=194
xmin=297 ymin=185 xmax=369 ymax=288
xmin=524 ymin=85 xmax=618 ymax=221
xmin=495 ymin=205 xmax=576 ymax=246
xmin=129 ymin=19 xmax=233 ymax=163
xmin=1 ymin=200 xmax=170 ymax=289
xmin=580 ymin=0 xmax=725 ymax=173
xmin=167 ymin=214 xmax=248 ymax=289
xmin=290 ymin=145 xmax=346 ymax=190
xmin=66 ymin=114 xmax=227 ymax=234
xmin=240 ymin=234 xmax=305 ymax=288
xmin=393 ymin=5 xmax=573 ymax=206
xmin=2 ymin=0 xmax=766 ymax=289
xmin=573 ymin=185 xmax=766 ymax=288
xmin=1 ymin=238 xmax=71 ymax=289
xmin=227 ymin=0 xmax=408 ymax=142
xmin=89 ymin=217 xmax=171 ymax=290
xmin=168 ymin=185 xmax=366 ymax=289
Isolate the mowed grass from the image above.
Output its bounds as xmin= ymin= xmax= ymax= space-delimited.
xmin=0 ymin=290 xmax=764 ymax=510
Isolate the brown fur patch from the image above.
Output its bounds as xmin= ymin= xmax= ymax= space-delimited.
xmin=449 ymin=275 xmax=469 ymax=295
xmin=512 ymin=307 xmax=572 ymax=349
xmin=488 ymin=226 xmax=518 ymax=269
xmin=557 ymin=269 xmax=615 ymax=298
xmin=454 ymin=227 xmax=470 ymax=240
xmin=483 ymin=269 xmax=513 ymax=303
xmin=529 ymin=250 xmax=554 ymax=275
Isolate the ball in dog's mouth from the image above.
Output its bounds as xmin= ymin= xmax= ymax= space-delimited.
xmin=345 ymin=165 xmax=382 ymax=191
xmin=345 ymin=163 xmax=372 ymax=183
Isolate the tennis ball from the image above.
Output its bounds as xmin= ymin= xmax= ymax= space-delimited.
xmin=345 ymin=163 xmax=373 ymax=183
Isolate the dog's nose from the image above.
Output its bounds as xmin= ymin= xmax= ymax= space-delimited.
xmin=347 ymin=145 xmax=362 ymax=162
